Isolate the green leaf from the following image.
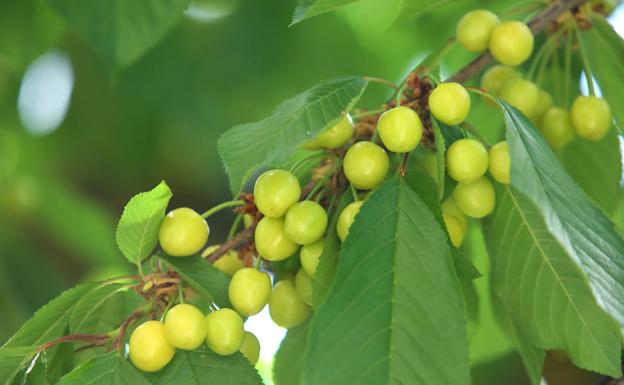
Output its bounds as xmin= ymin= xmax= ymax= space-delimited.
xmin=430 ymin=118 xmax=446 ymax=200
xmin=160 ymin=254 xmax=230 ymax=308
xmin=485 ymin=185 xmax=621 ymax=376
xmin=49 ymin=0 xmax=190 ymax=68
xmin=311 ymin=190 xmax=352 ymax=308
xmin=115 ymin=181 xmax=172 ymax=265
xmin=56 ymin=351 xmax=150 ymax=385
xmin=218 ymin=76 xmax=368 ymax=195
xmin=452 ymin=248 xmax=481 ymax=280
xmin=303 ymin=176 xmax=470 ymax=385
xmin=69 ymin=283 xmax=138 ymax=335
xmin=273 ymin=322 xmax=309 ymax=385
xmin=291 ymin=0 xmax=360 ymax=25
xmin=145 ymin=348 xmax=262 ymax=385
xmin=0 ymin=347 xmax=37 ymax=385
xmin=578 ymin=14 xmax=624 ymax=130
xmin=501 ymin=100 xmax=624 ymax=335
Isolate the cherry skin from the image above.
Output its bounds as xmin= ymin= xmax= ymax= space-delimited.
xmin=488 ymin=141 xmax=511 ymax=184
xmin=377 ymin=106 xmax=423 ymax=153
xmin=452 ymin=176 xmax=496 ymax=218
xmin=318 ymin=115 xmax=355 ymax=149
xmin=446 ymin=138 xmax=489 ymax=183
xmin=539 ymin=107 xmax=575 ymax=149
xmin=269 ymin=280 xmax=311 ymax=329
xmin=253 ymin=169 xmax=301 ymax=218
xmin=205 ymin=308 xmax=244 ymax=356
xmin=443 ymin=212 xmax=466 ymax=248
xmin=570 ymin=96 xmax=612 ymax=140
xmin=239 ymin=331 xmax=260 ymax=365
xmin=336 ymin=201 xmax=364 ymax=242
xmin=295 ymin=268 xmax=314 ymax=305
xmin=255 ymin=217 xmax=300 ymax=261
xmin=228 ymin=268 xmax=272 ymax=316
xmin=343 ymin=141 xmax=389 ymax=190
xmin=456 ymin=9 xmax=500 ymax=52
xmin=489 ymin=21 xmax=534 ymax=66
xmin=284 ymin=200 xmax=328 ymax=245
xmin=442 ymin=198 xmax=467 ymax=233
xmin=163 ymin=304 xmax=207 ymax=350
xmin=128 ymin=320 xmax=175 ymax=372
xmin=480 ymin=65 xmax=520 ymax=95
xmin=159 ymin=208 xmax=209 ymax=257
xmin=531 ymin=89 xmax=553 ymax=124
xmin=499 ymin=78 xmax=539 ymax=118
xmin=300 ymin=239 xmax=323 ymax=278
xmin=203 ymin=245 xmax=243 ymax=277
xmin=428 ymin=82 xmax=471 ymax=126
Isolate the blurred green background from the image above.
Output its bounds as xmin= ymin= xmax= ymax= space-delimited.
xmin=0 ymin=0 xmax=622 ymax=383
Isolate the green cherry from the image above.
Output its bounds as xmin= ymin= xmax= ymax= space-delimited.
xmin=317 ymin=115 xmax=355 ymax=149
xmin=255 ymin=217 xmax=299 ymax=261
xmin=480 ymin=65 xmax=521 ymax=95
xmin=530 ymin=89 xmax=553 ymax=124
xmin=377 ymin=106 xmax=423 ymax=153
xmin=269 ymin=280 xmax=311 ymax=329
xmin=446 ymin=138 xmax=489 ymax=183
xmin=295 ymin=268 xmax=314 ymax=305
xmin=428 ymin=82 xmax=471 ymax=126
xmin=228 ymin=268 xmax=272 ymax=316
xmin=254 ymin=169 xmax=301 ymax=218
xmin=284 ymin=200 xmax=328 ymax=245
xmin=456 ymin=9 xmax=500 ymax=52
xmin=499 ymin=78 xmax=539 ymax=118
xmin=488 ymin=141 xmax=510 ymax=184
xmin=203 ymin=245 xmax=243 ymax=277
xmin=159 ymin=208 xmax=209 ymax=257
xmin=128 ymin=321 xmax=175 ymax=372
xmin=443 ymin=212 xmax=466 ymax=248
xmin=570 ymin=96 xmax=612 ymax=140
xmin=205 ymin=308 xmax=244 ymax=356
xmin=336 ymin=201 xmax=364 ymax=242
xmin=442 ymin=198 xmax=467 ymax=233
xmin=300 ymin=239 xmax=323 ymax=278
xmin=452 ymin=176 xmax=496 ymax=218
xmin=164 ymin=304 xmax=207 ymax=350
xmin=239 ymin=331 xmax=260 ymax=365
xmin=489 ymin=21 xmax=534 ymax=66
xmin=343 ymin=141 xmax=389 ymax=190
xmin=539 ymin=107 xmax=575 ymax=149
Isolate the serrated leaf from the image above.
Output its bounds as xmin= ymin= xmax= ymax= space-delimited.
xmin=50 ymin=0 xmax=190 ymax=68
xmin=303 ymin=176 xmax=470 ymax=385
xmin=501 ymin=100 xmax=624 ymax=335
xmin=56 ymin=351 xmax=150 ymax=385
xmin=218 ymin=76 xmax=368 ymax=195
xmin=291 ymin=0 xmax=360 ymax=25
xmin=116 ymin=181 xmax=172 ymax=265
xmin=145 ymin=348 xmax=262 ymax=385
xmin=69 ymin=283 xmax=138 ymax=335
xmin=273 ymin=322 xmax=309 ymax=385
xmin=485 ymin=185 xmax=621 ymax=376
xmin=0 ymin=347 xmax=37 ymax=385
xmin=160 ymin=254 xmax=230 ymax=308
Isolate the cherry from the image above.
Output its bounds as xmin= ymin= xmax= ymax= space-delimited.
xmin=205 ymin=308 xmax=244 ymax=356
xmin=571 ymin=96 xmax=612 ymax=140
xmin=446 ymin=138 xmax=489 ymax=183
xmin=480 ymin=65 xmax=520 ymax=95
xmin=442 ymin=198 xmax=468 ymax=232
xmin=377 ymin=106 xmax=423 ymax=153
xmin=128 ymin=320 xmax=175 ymax=372
xmin=203 ymin=245 xmax=242 ymax=277
xmin=336 ymin=201 xmax=364 ymax=242
xmin=443 ymin=212 xmax=466 ymax=248
xmin=295 ymin=268 xmax=314 ymax=305
xmin=228 ymin=268 xmax=272 ymax=316
xmin=452 ymin=176 xmax=496 ymax=218
xmin=488 ymin=141 xmax=510 ymax=184
xmin=304 ymin=115 xmax=355 ymax=150
xmin=163 ymin=304 xmax=207 ymax=350
xmin=343 ymin=141 xmax=389 ymax=190
xmin=489 ymin=21 xmax=534 ymax=66
xmin=456 ymin=9 xmax=500 ymax=52
xmin=300 ymin=239 xmax=323 ymax=278
xmin=239 ymin=331 xmax=260 ymax=365
xmin=284 ymin=200 xmax=328 ymax=245
xmin=499 ymin=78 xmax=539 ymax=118
xmin=531 ymin=89 xmax=553 ymax=124
xmin=269 ymin=280 xmax=311 ymax=329
xmin=429 ymin=82 xmax=471 ymax=126
xmin=159 ymin=208 xmax=209 ymax=257
xmin=255 ymin=217 xmax=300 ymax=261
xmin=539 ymin=106 xmax=575 ymax=149
xmin=254 ymin=169 xmax=301 ymax=218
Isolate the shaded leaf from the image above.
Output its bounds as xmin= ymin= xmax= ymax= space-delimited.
xmin=69 ymin=283 xmax=138 ymax=335
xmin=292 ymin=0 xmax=360 ymax=25
xmin=56 ymin=351 xmax=150 ymax=385
xmin=273 ymin=322 xmax=309 ymax=385
xmin=0 ymin=347 xmax=37 ymax=385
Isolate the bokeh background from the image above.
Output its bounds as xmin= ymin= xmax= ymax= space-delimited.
xmin=0 ymin=0 xmax=623 ymax=383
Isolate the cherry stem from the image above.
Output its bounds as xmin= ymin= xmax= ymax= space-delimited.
xmin=352 ymin=108 xmax=386 ymax=120
xmin=201 ymin=200 xmax=245 ymax=219
xmin=399 ymin=153 xmax=409 ymax=177
xmin=350 ymin=183 xmax=359 ymax=202
xmin=364 ymin=76 xmax=399 ymax=90
xmin=203 ymin=219 xmax=258 ymax=262
xmin=227 ymin=214 xmax=243 ymax=240
xmin=289 ymin=152 xmax=325 ymax=175
xmin=38 ymin=334 xmax=109 ymax=353
xmin=461 ymin=121 xmax=492 ymax=148
xmin=111 ymin=310 xmax=145 ymax=350
xmin=575 ymin=27 xmax=596 ymax=96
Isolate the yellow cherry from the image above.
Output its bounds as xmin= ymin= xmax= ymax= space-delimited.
xmin=456 ymin=9 xmax=500 ymax=52
xmin=446 ymin=138 xmax=489 ymax=183
xmin=228 ymin=268 xmax=272 ymax=316
xmin=480 ymin=65 xmax=520 ymax=95
xmin=159 ymin=208 xmax=209 ymax=257
xmin=429 ymin=82 xmax=471 ymax=126
xmin=255 ymin=217 xmax=299 ymax=261
xmin=488 ymin=141 xmax=510 ymax=184
xmin=377 ymin=106 xmax=423 ymax=153
xmin=205 ymin=308 xmax=244 ymax=356
xmin=343 ymin=141 xmax=389 ymax=190
xmin=203 ymin=245 xmax=243 ymax=277
xmin=269 ymin=280 xmax=311 ymax=329
xmin=300 ymin=239 xmax=323 ymax=278
xmin=163 ymin=304 xmax=207 ymax=350
xmin=499 ymin=78 xmax=539 ymax=118
xmin=539 ymin=106 xmax=575 ymax=149
xmin=452 ymin=176 xmax=496 ymax=218
xmin=570 ymin=95 xmax=612 ymax=140
xmin=489 ymin=21 xmax=534 ymax=66
xmin=128 ymin=320 xmax=175 ymax=372
xmin=295 ymin=268 xmax=314 ymax=305
xmin=253 ymin=169 xmax=301 ymax=218
xmin=336 ymin=201 xmax=364 ymax=242
xmin=239 ymin=331 xmax=260 ymax=365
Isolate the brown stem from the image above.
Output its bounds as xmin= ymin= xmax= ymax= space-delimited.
xmin=448 ymin=0 xmax=587 ymax=83
xmin=204 ymin=221 xmax=258 ymax=262
xmin=37 ymin=334 xmax=109 ymax=352
xmin=111 ymin=310 xmax=145 ymax=350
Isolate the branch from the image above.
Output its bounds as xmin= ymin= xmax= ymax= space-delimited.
xmin=447 ymin=0 xmax=587 ymax=83
xmin=111 ymin=310 xmax=145 ymax=350
xmin=37 ymin=334 xmax=109 ymax=352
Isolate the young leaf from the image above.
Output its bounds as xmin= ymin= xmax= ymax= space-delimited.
xmin=56 ymin=351 xmax=151 ymax=385
xmin=218 ymin=76 xmax=368 ymax=195
xmin=145 ymin=348 xmax=263 ymax=385
xmin=303 ymin=176 xmax=470 ymax=385
xmin=160 ymin=254 xmax=231 ymax=308
xmin=116 ymin=181 xmax=172 ymax=265
xmin=49 ymin=0 xmax=190 ymax=68
xmin=485 ymin=185 xmax=621 ymax=376
xmin=501 ymin=100 xmax=624 ymax=335
xmin=292 ymin=0 xmax=360 ymax=25
xmin=273 ymin=322 xmax=309 ymax=385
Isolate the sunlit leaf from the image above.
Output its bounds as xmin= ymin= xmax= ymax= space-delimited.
xmin=56 ymin=351 xmax=150 ymax=385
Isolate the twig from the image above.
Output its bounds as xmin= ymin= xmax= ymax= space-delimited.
xmin=447 ymin=0 xmax=587 ymax=83
xmin=37 ymin=334 xmax=109 ymax=352
xmin=204 ymin=221 xmax=258 ymax=262
xmin=111 ymin=310 xmax=145 ymax=350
